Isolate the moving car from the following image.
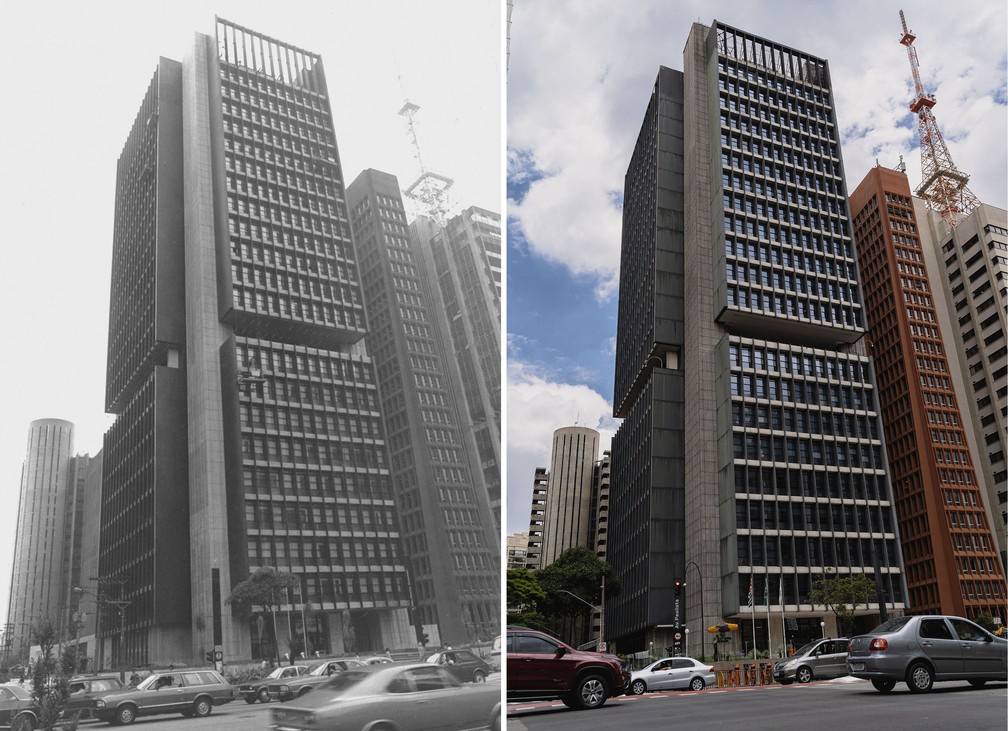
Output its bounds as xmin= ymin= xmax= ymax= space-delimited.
xmin=267 ymin=659 xmax=364 ymax=701
xmin=92 ymin=668 xmax=235 ymax=724
xmin=847 ymin=615 xmax=1008 ymax=693
xmin=629 ymin=657 xmax=715 ymax=694
xmin=239 ymin=665 xmax=309 ymax=703
xmin=269 ymin=663 xmax=500 ymax=731
xmin=66 ymin=675 xmax=126 ymax=719
xmin=773 ymin=637 xmax=849 ymax=684
xmin=0 ymin=683 xmax=37 ymax=731
xmin=506 ymin=626 xmax=630 ymax=710
xmin=427 ymin=649 xmax=491 ymax=683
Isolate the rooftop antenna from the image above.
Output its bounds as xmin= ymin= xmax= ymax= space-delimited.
xmin=398 ymin=76 xmax=454 ymax=224
xmin=899 ymin=9 xmax=979 ymax=227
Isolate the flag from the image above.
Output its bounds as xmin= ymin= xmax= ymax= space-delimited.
xmin=747 ymin=576 xmax=753 ymax=608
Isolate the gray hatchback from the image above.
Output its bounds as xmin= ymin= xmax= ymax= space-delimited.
xmin=847 ymin=615 xmax=1008 ymax=693
xmin=773 ymin=638 xmax=849 ymax=684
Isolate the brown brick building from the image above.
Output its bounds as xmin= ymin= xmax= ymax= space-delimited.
xmin=850 ymin=165 xmax=1006 ymax=619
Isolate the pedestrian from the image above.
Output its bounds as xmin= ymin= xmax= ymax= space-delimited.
xmin=261 ymin=659 xmax=268 ymax=670
xmin=417 ymin=642 xmax=424 ymax=660
xmin=384 ymin=647 xmax=391 ymax=659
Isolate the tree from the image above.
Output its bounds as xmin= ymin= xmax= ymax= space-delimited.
xmin=226 ymin=568 xmax=300 ymax=667
xmin=808 ymin=570 xmax=876 ymax=636
xmin=974 ymin=611 xmax=1000 ymax=635
xmin=28 ymin=618 xmax=75 ymax=731
xmin=506 ymin=569 xmax=548 ymax=628
xmin=536 ymin=547 xmax=621 ymax=645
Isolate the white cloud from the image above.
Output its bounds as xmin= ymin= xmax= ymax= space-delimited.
xmin=506 ymin=360 xmax=617 ymax=533
xmin=508 ymin=0 xmax=1008 ymax=298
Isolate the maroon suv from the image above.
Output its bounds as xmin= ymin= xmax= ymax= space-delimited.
xmin=506 ymin=626 xmax=630 ymax=709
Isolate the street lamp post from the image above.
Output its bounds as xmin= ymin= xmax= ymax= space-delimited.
xmin=557 ymin=590 xmax=604 ymax=650
xmin=686 ymin=560 xmax=705 ymax=660
xmin=75 ymin=579 xmax=130 ymax=682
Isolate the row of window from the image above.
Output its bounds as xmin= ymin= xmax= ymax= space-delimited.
xmin=736 ymin=497 xmax=895 ymax=534
xmin=723 ymin=237 xmax=858 ymax=279
xmin=726 ymin=285 xmax=862 ymax=328
xmin=242 ymin=466 xmax=391 ymax=499
xmin=732 ymin=431 xmax=884 ymax=469
xmin=737 ymin=535 xmax=900 ymax=570
xmin=732 ymin=402 xmax=880 ymax=439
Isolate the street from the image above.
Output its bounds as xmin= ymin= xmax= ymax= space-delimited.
xmin=73 ymin=674 xmax=502 ymax=730
xmin=507 ymin=678 xmax=1008 ymax=731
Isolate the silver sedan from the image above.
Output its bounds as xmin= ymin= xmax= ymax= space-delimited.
xmin=629 ymin=657 xmax=715 ymax=694
xmin=270 ymin=663 xmax=500 ymax=730
xmin=847 ymin=614 xmax=1007 ymax=693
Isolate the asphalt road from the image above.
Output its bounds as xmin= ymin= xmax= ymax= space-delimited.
xmin=76 ymin=673 xmax=503 ymax=730
xmin=506 ymin=678 xmax=1008 ymax=731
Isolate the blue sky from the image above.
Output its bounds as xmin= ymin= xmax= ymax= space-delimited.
xmin=506 ymin=0 xmax=1008 ymax=535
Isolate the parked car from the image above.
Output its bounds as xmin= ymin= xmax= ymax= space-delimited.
xmin=427 ymin=649 xmax=491 ymax=683
xmin=490 ymin=635 xmax=502 ymax=671
xmin=268 ymin=659 xmax=364 ymax=701
xmin=848 ymin=615 xmax=1008 ymax=693
xmin=0 ymin=683 xmax=37 ymax=731
xmin=772 ymin=637 xmax=849 ymax=684
xmin=360 ymin=655 xmax=394 ymax=665
xmin=92 ymin=668 xmax=235 ymax=724
xmin=239 ymin=665 xmax=308 ymax=704
xmin=269 ymin=663 xmax=500 ymax=731
xmin=66 ymin=675 xmax=126 ymax=719
xmin=506 ymin=626 xmax=630 ymax=710
xmin=629 ymin=656 xmax=715 ymax=694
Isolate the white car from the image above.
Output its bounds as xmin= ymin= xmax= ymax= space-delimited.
xmin=629 ymin=656 xmax=715 ymax=694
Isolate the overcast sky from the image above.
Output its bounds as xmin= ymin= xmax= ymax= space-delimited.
xmin=506 ymin=0 xmax=1008 ymax=534
xmin=0 ymin=0 xmax=501 ymax=628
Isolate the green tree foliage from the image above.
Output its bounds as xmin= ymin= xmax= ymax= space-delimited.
xmin=973 ymin=611 xmax=1000 ymax=635
xmin=536 ymin=546 xmax=621 ymax=619
xmin=506 ymin=569 xmax=548 ymax=628
xmin=28 ymin=618 xmax=76 ymax=730
xmin=226 ymin=568 xmax=300 ymax=667
xmin=808 ymin=570 xmax=876 ymax=636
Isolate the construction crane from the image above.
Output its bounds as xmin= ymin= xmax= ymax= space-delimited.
xmin=899 ymin=9 xmax=979 ymax=228
xmin=398 ymin=90 xmax=454 ymax=224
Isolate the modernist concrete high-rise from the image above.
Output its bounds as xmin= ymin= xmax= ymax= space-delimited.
xmin=540 ymin=426 xmax=600 ymax=568
xmin=849 ymin=165 xmax=1006 ymax=618
xmin=346 ymin=168 xmax=499 ymax=646
xmin=5 ymin=420 xmax=76 ymax=663
xmin=917 ymin=202 xmax=1008 ymax=562
xmin=100 ymin=19 xmax=413 ymax=667
xmin=608 ymin=22 xmax=908 ymax=653
xmin=524 ymin=467 xmax=548 ymax=571
xmin=506 ymin=533 xmax=531 ymax=570
xmin=411 ymin=207 xmax=502 ymax=526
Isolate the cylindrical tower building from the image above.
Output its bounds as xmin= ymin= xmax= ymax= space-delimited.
xmin=5 ymin=419 xmax=75 ymax=663
xmin=540 ymin=426 xmax=600 ymax=567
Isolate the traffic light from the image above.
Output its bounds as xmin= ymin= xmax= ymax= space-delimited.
xmin=205 ymin=650 xmax=214 ymax=663
xmin=214 ymin=650 xmax=223 ymax=662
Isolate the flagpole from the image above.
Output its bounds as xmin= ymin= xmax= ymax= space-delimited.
xmin=765 ymin=575 xmax=771 ymax=657
xmin=780 ymin=575 xmax=787 ymax=656
xmin=748 ymin=575 xmax=756 ymax=660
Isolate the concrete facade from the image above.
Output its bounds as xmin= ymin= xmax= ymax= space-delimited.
xmin=347 ymin=168 xmax=499 ymax=646
xmin=5 ymin=420 xmax=75 ymax=664
xmin=917 ymin=202 xmax=1008 ymax=564
xmin=540 ymin=427 xmax=600 ymax=567
xmin=99 ymin=20 xmax=414 ymax=667
xmin=609 ymin=21 xmax=907 ymax=655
